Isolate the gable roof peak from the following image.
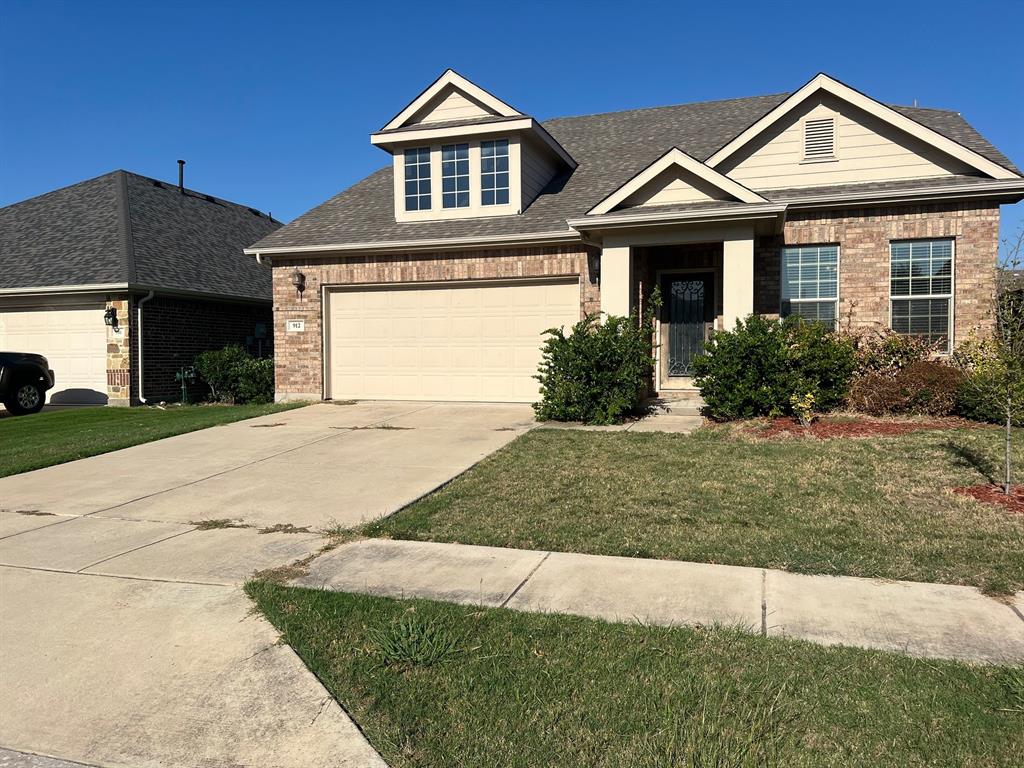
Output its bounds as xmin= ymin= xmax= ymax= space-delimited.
xmin=380 ymin=69 xmax=524 ymax=132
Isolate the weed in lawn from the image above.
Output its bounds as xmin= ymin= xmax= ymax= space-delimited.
xmin=998 ymin=666 xmax=1024 ymax=713
xmin=366 ymin=610 xmax=462 ymax=669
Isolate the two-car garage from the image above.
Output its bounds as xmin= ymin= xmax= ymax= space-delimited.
xmin=324 ymin=278 xmax=580 ymax=403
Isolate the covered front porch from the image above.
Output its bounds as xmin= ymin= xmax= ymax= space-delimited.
xmin=589 ymin=216 xmax=780 ymax=395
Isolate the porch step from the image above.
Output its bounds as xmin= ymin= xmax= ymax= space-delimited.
xmin=648 ymin=389 xmax=705 ymax=416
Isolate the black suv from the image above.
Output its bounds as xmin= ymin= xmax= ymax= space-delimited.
xmin=0 ymin=352 xmax=55 ymax=415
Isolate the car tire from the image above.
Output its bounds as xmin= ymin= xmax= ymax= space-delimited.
xmin=4 ymin=380 xmax=45 ymax=415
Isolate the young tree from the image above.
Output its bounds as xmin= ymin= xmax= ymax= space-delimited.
xmin=955 ymin=228 xmax=1024 ymax=494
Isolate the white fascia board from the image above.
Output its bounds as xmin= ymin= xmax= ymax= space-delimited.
xmin=706 ymin=73 xmax=1020 ymax=180
xmin=381 ymin=69 xmax=522 ymax=132
xmin=587 ymin=148 xmax=769 ymax=216
xmin=568 ymin=203 xmax=787 ymax=230
xmin=373 ymin=117 xmax=576 ymax=169
xmin=371 ymin=118 xmax=533 ymax=147
xmin=0 ymin=282 xmax=130 ymax=296
xmin=244 ymin=229 xmax=582 ymax=257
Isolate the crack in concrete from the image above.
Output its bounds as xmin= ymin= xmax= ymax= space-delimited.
xmin=500 ymin=551 xmax=551 ymax=608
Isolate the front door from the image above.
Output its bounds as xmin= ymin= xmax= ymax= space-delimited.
xmin=660 ymin=273 xmax=714 ymax=381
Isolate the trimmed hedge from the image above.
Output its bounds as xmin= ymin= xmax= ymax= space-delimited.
xmin=847 ymin=360 xmax=963 ymax=416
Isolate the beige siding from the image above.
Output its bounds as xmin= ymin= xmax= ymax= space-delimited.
xmin=717 ymin=93 xmax=973 ymax=190
xmin=408 ymin=85 xmax=497 ymax=125
xmin=621 ymin=167 xmax=734 ymax=208
xmin=520 ymin=135 xmax=560 ymax=209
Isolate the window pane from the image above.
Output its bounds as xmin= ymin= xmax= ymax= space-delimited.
xmin=890 ymin=239 xmax=953 ymax=298
xmin=403 ymin=146 xmax=431 ymax=211
xmin=891 ymin=297 xmax=949 ymax=351
xmin=481 ymin=137 xmax=510 ymax=206
xmin=441 ymin=144 xmax=470 ymax=209
xmin=781 ymin=245 xmax=838 ymax=314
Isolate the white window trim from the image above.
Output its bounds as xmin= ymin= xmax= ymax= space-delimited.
xmin=779 ymin=243 xmax=841 ymax=325
xmin=480 ymin=138 xmax=511 ymax=207
xmin=888 ymin=238 xmax=956 ymax=353
xmin=392 ymin=135 xmax=522 ymax=222
xmin=403 ymin=147 xmax=432 ymax=212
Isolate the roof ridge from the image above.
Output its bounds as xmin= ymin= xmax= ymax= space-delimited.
xmin=540 ymin=91 xmax=791 ymax=126
xmin=119 ymin=170 xmax=279 ymax=222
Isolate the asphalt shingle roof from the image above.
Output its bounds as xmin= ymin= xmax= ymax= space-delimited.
xmin=252 ymin=91 xmax=1019 ymax=252
xmin=0 ymin=171 xmax=280 ymax=301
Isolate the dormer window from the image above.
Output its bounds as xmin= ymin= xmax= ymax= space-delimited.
xmin=404 ymin=147 xmax=431 ymax=211
xmin=441 ymin=143 xmax=470 ymax=208
xmin=803 ymin=116 xmax=836 ymax=161
xmin=481 ymin=139 xmax=510 ymax=206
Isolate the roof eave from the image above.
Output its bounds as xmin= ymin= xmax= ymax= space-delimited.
xmin=568 ymin=203 xmax=788 ymax=231
xmin=244 ymin=229 xmax=584 ymax=258
xmin=775 ymin=179 xmax=1024 ymax=208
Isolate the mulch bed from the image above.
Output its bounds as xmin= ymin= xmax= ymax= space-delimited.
xmin=952 ymin=484 xmax=1024 ymax=515
xmin=753 ymin=415 xmax=985 ymax=440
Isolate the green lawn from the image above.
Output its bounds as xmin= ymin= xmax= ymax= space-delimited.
xmin=248 ymin=582 xmax=1024 ymax=768
xmin=366 ymin=426 xmax=1024 ymax=593
xmin=0 ymin=402 xmax=304 ymax=477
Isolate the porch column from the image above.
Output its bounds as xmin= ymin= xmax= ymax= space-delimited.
xmin=722 ymin=230 xmax=754 ymax=331
xmin=600 ymin=245 xmax=632 ymax=317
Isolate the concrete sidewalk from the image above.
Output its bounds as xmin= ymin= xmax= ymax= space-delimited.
xmin=295 ymin=539 xmax=1024 ymax=664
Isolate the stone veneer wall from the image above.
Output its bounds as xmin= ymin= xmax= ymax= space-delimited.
xmin=760 ymin=200 xmax=1000 ymax=340
xmin=272 ymin=244 xmax=597 ymax=399
xmin=105 ymin=296 xmax=132 ymax=406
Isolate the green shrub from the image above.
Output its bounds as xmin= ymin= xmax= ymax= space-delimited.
xmin=194 ymin=345 xmax=274 ymax=404
xmin=690 ymin=315 xmax=855 ymax=421
xmin=534 ymin=312 xmax=655 ymax=425
xmin=235 ymin=357 xmax=275 ymax=404
xmin=953 ymin=335 xmax=1024 ymax=425
xmin=847 ymin=360 xmax=963 ymax=416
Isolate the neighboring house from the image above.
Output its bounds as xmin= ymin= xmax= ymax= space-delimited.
xmin=0 ymin=170 xmax=279 ymax=405
xmin=247 ymin=70 xmax=1024 ymax=404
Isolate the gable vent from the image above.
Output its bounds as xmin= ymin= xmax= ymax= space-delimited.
xmin=804 ymin=117 xmax=835 ymax=160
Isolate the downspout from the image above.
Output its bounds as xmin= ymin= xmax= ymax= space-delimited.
xmin=136 ymin=291 xmax=155 ymax=404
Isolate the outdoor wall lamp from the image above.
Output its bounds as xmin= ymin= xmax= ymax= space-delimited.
xmin=103 ymin=307 xmax=118 ymax=329
xmin=291 ymin=268 xmax=306 ymax=296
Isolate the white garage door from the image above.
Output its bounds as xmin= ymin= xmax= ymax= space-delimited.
xmin=0 ymin=306 xmax=108 ymax=404
xmin=326 ymin=278 xmax=580 ymax=402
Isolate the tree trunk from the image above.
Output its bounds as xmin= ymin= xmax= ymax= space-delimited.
xmin=1006 ymin=409 xmax=1012 ymax=495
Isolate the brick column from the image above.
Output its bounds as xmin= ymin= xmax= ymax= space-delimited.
xmin=106 ymin=297 xmax=132 ymax=406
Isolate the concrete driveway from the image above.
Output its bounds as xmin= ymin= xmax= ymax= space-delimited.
xmin=0 ymin=401 xmax=534 ymax=767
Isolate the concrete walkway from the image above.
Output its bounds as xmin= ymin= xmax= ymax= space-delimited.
xmin=295 ymin=539 xmax=1024 ymax=664
xmin=0 ymin=402 xmax=539 ymax=768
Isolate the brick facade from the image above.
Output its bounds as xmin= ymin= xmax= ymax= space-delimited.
xmin=761 ymin=200 xmax=1000 ymax=339
xmin=270 ymin=202 xmax=999 ymax=401
xmin=137 ymin=295 xmax=272 ymax=403
xmin=272 ymin=244 xmax=597 ymax=398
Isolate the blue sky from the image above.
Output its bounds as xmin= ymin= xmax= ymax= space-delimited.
xmin=2 ymin=0 xmax=1022 ymax=245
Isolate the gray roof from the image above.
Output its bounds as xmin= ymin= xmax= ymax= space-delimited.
xmin=0 ymin=171 xmax=280 ymax=301
xmin=252 ymin=91 xmax=1020 ymax=252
